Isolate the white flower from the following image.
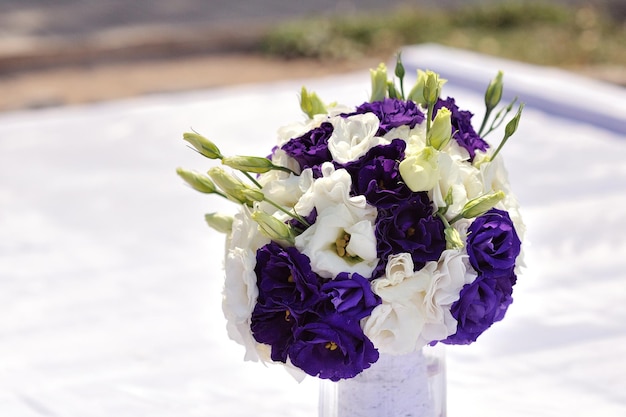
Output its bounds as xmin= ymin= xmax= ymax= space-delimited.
xmin=294 ymin=163 xmax=368 ymax=217
xmin=363 ymin=254 xmax=430 ymax=354
xmin=257 ymin=153 xmax=313 ymax=210
xmin=404 ymin=123 xmax=428 ymax=155
xmin=328 ymin=113 xmax=389 ymax=163
xmin=294 ymin=164 xmax=377 ymax=278
xmin=275 ymin=113 xmax=328 ymax=146
xmin=227 ymin=206 xmax=269 ymax=253
xmin=223 ymin=247 xmax=262 ymax=361
xmin=295 ymin=203 xmax=377 ymax=279
xmin=222 ymin=209 xmax=269 ymax=362
xmin=363 ymin=250 xmax=477 ymax=354
xmin=417 ymin=250 xmax=477 ymax=346
xmin=429 ymin=151 xmax=482 ymax=218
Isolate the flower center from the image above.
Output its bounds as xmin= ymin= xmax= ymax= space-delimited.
xmin=325 ymin=341 xmax=338 ymax=351
xmin=407 ymin=226 xmax=416 ymax=237
xmin=335 ymin=233 xmax=351 ymax=257
xmin=284 ymin=310 xmax=291 ymax=322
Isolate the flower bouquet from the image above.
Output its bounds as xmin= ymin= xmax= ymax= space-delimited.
xmin=177 ymin=56 xmax=525 ymax=416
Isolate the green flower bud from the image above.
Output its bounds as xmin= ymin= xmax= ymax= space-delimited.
xmin=370 ymin=63 xmax=388 ymax=102
xmin=394 ymin=52 xmax=405 ymax=81
xmin=182 ymin=132 xmax=223 ymax=159
xmin=460 ymin=191 xmax=505 ymax=219
xmin=222 ymin=155 xmax=275 ymax=174
xmin=486 ymin=102 xmax=525 ymax=162
xmin=176 ymin=167 xmax=217 ymax=194
xmin=299 ymin=87 xmax=327 ymax=119
xmin=204 ymin=212 xmax=234 ymax=234
xmin=251 ymin=211 xmax=294 ymax=244
xmin=444 ymin=226 xmax=464 ymax=250
xmin=427 ymin=107 xmax=452 ymax=150
xmin=423 ymin=70 xmax=446 ymax=106
xmin=407 ymin=69 xmax=427 ymax=105
xmin=505 ymin=103 xmax=524 ymax=139
xmin=485 ymin=71 xmax=504 ymax=111
xmin=241 ymin=187 xmax=265 ymax=203
xmin=387 ymin=80 xmax=400 ymax=99
xmin=207 ymin=166 xmax=248 ymax=204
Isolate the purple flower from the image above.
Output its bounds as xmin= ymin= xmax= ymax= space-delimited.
xmin=339 ymin=139 xmax=416 ymax=208
xmin=251 ymin=242 xmax=323 ymax=361
xmin=373 ymin=193 xmax=446 ymax=277
xmin=345 ymin=98 xmax=425 ymax=135
xmin=321 ymin=272 xmax=381 ymax=320
xmin=253 ymin=242 xmax=322 ymax=313
xmin=442 ymin=270 xmax=517 ymax=345
xmin=250 ymin=307 xmax=296 ymax=362
xmin=288 ymin=312 xmax=379 ymax=381
xmin=466 ymin=208 xmax=521 ymax=278
xmin=281 ymin=122 xmax=334 ymax=175
xmin=434 ymin=97 xmax=489 ymax=161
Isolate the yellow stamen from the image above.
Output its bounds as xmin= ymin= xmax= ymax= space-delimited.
xmin=325 ymin=341 xmax=338 ymax=351
xmin=335 ymin=233 xmax=351 ymax=257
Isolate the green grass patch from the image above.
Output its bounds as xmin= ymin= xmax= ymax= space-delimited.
xmin=260 ymin=1 xmax=626 ymax=69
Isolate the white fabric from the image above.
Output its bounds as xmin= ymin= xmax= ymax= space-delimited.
xmin=1 ymin=45 xmax=625 ymax=416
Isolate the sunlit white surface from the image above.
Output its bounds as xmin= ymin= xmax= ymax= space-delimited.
xmin=1 ymin=45 xmax=625 ymax=417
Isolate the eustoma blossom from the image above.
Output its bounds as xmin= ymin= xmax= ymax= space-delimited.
xmin=178 ymin=55 xmax=525 ymax=380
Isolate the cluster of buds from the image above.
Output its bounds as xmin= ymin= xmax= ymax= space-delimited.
xmin=177 ymin=132 xmax=305 ymax=240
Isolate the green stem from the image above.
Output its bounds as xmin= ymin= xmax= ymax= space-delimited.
xmin=264 ymin=198 xmax=311 ymax=228
xmin=273 ymin=165 xmax=298 ymax=175
xmin=478 ymin=107 xmax=492 ymax=137
xmin=488 ymin=133 xmax=511 ymax=162
xmin=426 ymin=104 xmax=433 ymax=145
xmin=242 ymin=171 xmax=262 ymax=189
xmin=435 ymin=211 xmax=452 ymax=228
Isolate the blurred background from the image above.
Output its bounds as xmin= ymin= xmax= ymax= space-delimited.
xmin=0 ymin=0 xmax=624 ymax=112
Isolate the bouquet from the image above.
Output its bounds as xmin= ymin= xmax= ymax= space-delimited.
xmin=177 ymin=56 xmax=525 ymax=382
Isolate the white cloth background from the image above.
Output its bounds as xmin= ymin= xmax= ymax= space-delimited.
xmin=1 ymin=45 xmax=625 ymax=416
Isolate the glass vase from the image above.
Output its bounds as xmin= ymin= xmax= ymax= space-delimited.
xmin=319 ymin=345 xmax=446 ymax=417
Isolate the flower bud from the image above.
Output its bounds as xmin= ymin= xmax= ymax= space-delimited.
xmin=207 ymin=166 xmax=248 ymax=204
xmin=241 ymin=187 xmax=265 ymax=203
xmin=299 ymin=87 xmax=327 ymax=119
xmin=399 ymin=146 xmax=440 ymax=192
xmin=486 ymin=102 xmax=524 ymax=162
xmin=394 ymin=52 xmax=405 ymax=81
xmin=407 ymin=69 xmax=427 ymax=105
xmin=460 ymin=191 xmax=505 ymax=219
xmin=428 ymin=107 xmax=452 ymax=150
xmin=222 ymin=155 xmax=275 ymax=174
xmin=423 ymin=70 xmax=446 ymax=106
xmin=183 ymin=132 xmax=222 ymax=159
xmin=485 ymin=71 xmax=504 ymax=111
xmin=444 ymin=226 xmax=464 ymax=250
xmin=176 ymin=167 xmax=217 ymax=194
xmin=387 ymin=80 xmax=400 ymax=99
xmin=370 ymin=63 xmax=388 ymax=102
xmin=204 ymin=212 xmax=234 ymax=234
xmin=251 ymin=211 xmax=294 ymax=243
xmin=505 ymin=103 xmax=524 ymax=139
